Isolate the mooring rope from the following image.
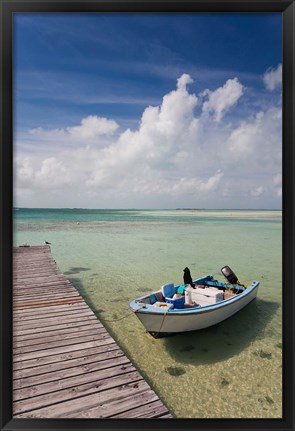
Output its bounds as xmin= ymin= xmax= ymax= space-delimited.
xmin=99 ymin=303 xmax=146 ymax=323
xmin=144 ymin=308 xmax=169 ymax=339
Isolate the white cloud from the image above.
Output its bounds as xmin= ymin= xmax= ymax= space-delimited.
xmin=276 ymin=188 xmax=282 ymax=198
xmin=227 ymin=107 xmax=282 ymax=164
xmin=27 ymin=115 xmax=119 ymax=147
xmin=202 ymin=78 xmax=244 ymax=122
xmin=273 ymin=173 xmax=282 ymax=197
xmin=16 ymin=157 xmax=35 ymax=188
xmin=273 ymin=173 xmax=281 ymax=187
xmin=177 ymin=73 xmax=194 ymax=90
xmin=171 ymin=171 xmax=224 ymax=195
xmin=250 ymin=186 xmax=265 ymax=197
xmin=15 ymin=72 xmax=282 ymax=209
xmin=263 ymin=64 xmax=282 ymax=92
xmin=16 ymin=156 xmax=73 ymax=191
xmin=28 ymin=127 xmax=66 ymax=139
xmin=35 ymin=157 xmax=72 ymax=188
xmin=67 ymin=115 xmax=119 ymax=139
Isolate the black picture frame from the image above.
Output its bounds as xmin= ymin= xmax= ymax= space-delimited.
xmin=1 ymin=1 xmax=294 ymax=430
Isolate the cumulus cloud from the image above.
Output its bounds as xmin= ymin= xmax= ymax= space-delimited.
xmin=15 ymin=72 xmax=282 ymax=208
xmin=177 ymin=73 xmax=194 ymax=90
xmin=16 ymin=156 xmax=73 ymax=191
xmin=28 ymin=127 xmax=66 ymax=140
xmin=202 ymin=78 xmax=244 ymax=122
xmin=67 ymin=115 xmax=119 ymax=139
xmin=171 ymin=171 xmax=224 ymax=195
xmin=228 ymin=108 xmax=282 ymax=162
xmin=35 ymin=157 xmax=72 ymax=187
xmin=27 ymin=115 xmax=119 ymax=146
xmin=263 ymin=64 xmax=282 ymax=91
xmin=16 ymin=157 xmax=35 ymax=188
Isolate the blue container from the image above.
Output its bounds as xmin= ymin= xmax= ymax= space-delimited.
xmin=166 ymin=295 xmax=185 ymax=309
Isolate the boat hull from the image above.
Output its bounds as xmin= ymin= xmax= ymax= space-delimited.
xmin=130 ymin=281 xmax=259 ymax=335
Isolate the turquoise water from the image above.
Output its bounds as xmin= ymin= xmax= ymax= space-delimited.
xmin=14 ymin=208 xmax=282 ymax=418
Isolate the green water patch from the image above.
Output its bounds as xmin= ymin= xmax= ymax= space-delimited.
xmin=165 ymin=366 xmax=186 ymax=377
xmin=258 ymin=396 xmax=274 ymax=405
xmin=253 ymin=350 xmax=273 ymax=360
xmin=220 ymin=377 xmax=231 ymax=387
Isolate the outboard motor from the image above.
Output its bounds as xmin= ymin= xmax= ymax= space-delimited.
xmin=221 ymin=265 xmax=239 ymax=285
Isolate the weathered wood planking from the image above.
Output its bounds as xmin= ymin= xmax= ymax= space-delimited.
xmin=13 ymin=246 xmax=173 ymax=419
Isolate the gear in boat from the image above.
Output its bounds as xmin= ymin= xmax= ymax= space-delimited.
xmin=147 ymin=265 xmax=245 ymax=310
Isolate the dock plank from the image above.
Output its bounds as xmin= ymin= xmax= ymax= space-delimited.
xmin=13 ymin=314 xmax=99 ymax=330
xmin=13 ymin=343 xmax=120 ymax=370
xmin=111 ymin=399 xmax=171 ymax=418
xmin=13 ymin=246 xmax=172 ymax=419
xmin=13 ymin=309 xmax=95 ymax=323
xmin=16 ymin=380 xmax=153 ymax=418
xmin=13 ymin=371 xmax=143 ymax=415
xmin=13 ymin=338 xmax=116 ymax=362
xmin=13 ymin=303 xmax=92 ymax=316
xmin=13 ymin=349 xmax=124 ymax=379
xmin=14 ymin=362 xmax=137 ymax=401
xmin=13 ymin=331 xmax=113 ymax=355
xmin=13 ymin=356 xmax=132 ymax=390
xmin=13 ymin=320 xmax=101 ymax=337
xmin=13 ymin=326 xmax=102 ymax=343
xmin=60 ymin=386 xmax=160 ymax=418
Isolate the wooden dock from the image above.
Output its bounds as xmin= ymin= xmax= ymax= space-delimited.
xmin=13 ymin=246 xmax=173 ymax=419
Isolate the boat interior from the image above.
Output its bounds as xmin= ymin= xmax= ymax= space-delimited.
xmin=138 ymin=276 xmax=243 ymax=310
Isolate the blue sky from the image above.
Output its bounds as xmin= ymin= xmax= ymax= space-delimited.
xmin=14 ymin=13 xmax=282 ymax=209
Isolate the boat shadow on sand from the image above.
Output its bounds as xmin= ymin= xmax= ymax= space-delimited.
xmin=162 ymin=298 xmax=280 ymax=366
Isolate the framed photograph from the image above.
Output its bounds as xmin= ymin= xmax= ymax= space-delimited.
xmin=1 ymin=1 xmax=294 ymax=430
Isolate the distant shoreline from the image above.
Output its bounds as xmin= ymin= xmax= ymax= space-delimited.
xmin=13 ymin=207 xmax=282 ymax=211
xmin=13 ymin=208 xmax=282 ymax=223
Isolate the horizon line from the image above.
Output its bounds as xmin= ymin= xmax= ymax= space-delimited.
xmin=13 ymin=207 xmax=282 ymax=211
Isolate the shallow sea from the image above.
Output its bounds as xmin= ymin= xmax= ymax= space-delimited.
xmin=14 ymin=208 xmax=282 ymax=418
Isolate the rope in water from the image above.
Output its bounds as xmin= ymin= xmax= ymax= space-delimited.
xmin=100 ymin=303 xmax=169 ymax=338
xmin=99 ymin=303 xmax=146 ymax=323
xmin=154 ymin=309 xmax=169 ymax=337
xmin=145 ymin=308 xmax=169 ymax=339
